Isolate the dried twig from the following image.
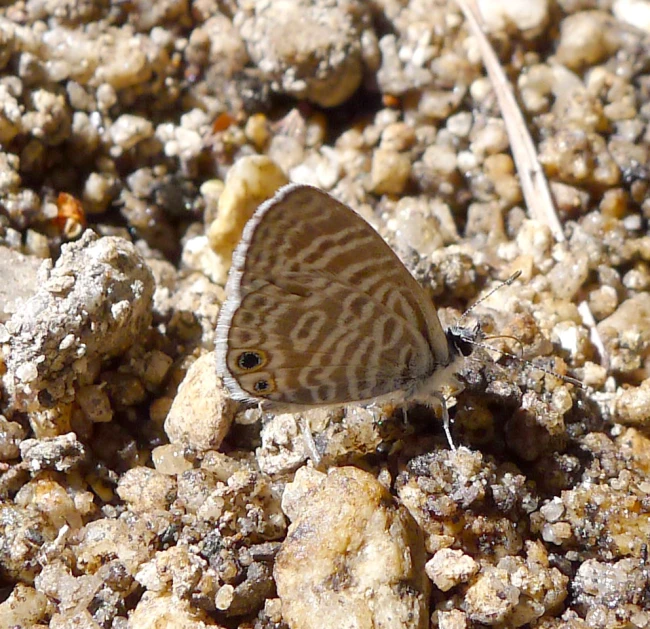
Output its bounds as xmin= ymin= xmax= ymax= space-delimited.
xmin=454 ymin=0 xmax=609 ymax=368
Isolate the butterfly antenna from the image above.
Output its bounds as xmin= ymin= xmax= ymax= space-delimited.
xmin=485 ymin=334 xmax=525 ymax=358
xmin=461 ymin=335 xmax=585 ymax=389
xmin=451 ymin=271 xmax=585 ymax=388
xmin=457 ymin=270 xmax=522 ymax=327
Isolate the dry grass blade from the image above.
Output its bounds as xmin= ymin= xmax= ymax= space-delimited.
xmin=454 ymin=0 xmax=609 ymax=369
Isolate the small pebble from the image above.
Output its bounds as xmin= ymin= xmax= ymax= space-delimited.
xmin=164 ymin=352 xmax=237 ymax=453
xmin=425 ymin=548 xmax=479 ymax=591
xmin=369 ymin=148 xmax=411 ymax=195
xmin=477 ymin=0 xmax=549 ymax=34
xmin=555 ymin=12 xmax=619 ymax=70
xmin=116 ymin=467 xmax=176 ymax=513
xmin=207 ymin=155 xmax=288 ymax=260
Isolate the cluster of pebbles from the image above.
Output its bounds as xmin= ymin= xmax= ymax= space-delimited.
xmin=1 ymin=0 xmax=650 ymax=627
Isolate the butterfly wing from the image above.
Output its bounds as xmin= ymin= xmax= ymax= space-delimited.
xmin=219 ymin=272 xmax=434 ymax=404
xmin=216 ymin=184 xmax=450 ymax=405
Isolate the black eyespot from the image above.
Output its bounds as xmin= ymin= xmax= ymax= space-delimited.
xmin=254 ymin=379 xmax=270 ymax=393
xmin=238 ymin=351 xmax=264 ymax=371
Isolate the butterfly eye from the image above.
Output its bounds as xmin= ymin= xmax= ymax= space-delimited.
xmin=237 ymin=350 xmax=267 ymax=371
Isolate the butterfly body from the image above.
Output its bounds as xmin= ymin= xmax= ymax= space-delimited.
xmin=216 ymin=183 xmax=472 ymax=417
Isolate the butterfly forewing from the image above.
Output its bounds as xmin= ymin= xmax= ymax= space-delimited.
xmin=216 ymin=184 xmax=450 ymax=405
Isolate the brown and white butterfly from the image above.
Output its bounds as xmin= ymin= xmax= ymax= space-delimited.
xmin=216 ymin=183 xmax=479 ymax=446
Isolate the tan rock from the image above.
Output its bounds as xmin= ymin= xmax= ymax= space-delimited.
xmin=128 ymin=592 xmax=222 ymax=628
xmin=275 ymin=466 xmax=429 ymax=629
xmin=116 ymin=467 xmax=176 ymax=513
xmin=164 ymin=352 xmax=236 ymax=453
xmin=207 ymin=156 xmax=288 ymax=261
xmin=426 ymin=548 xmax=479 ymax=592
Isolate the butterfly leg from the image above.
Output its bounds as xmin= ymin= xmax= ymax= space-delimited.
xmin=432 ymin=392 xmax=456 ymax=451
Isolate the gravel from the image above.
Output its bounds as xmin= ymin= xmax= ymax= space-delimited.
xmin=0 ymin=1 xmax=649 ymax=627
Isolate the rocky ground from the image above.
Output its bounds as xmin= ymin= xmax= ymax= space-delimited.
xmin=1 ymin=1 xmax=650 ymax=628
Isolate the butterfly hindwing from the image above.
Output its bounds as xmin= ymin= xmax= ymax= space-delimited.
xmin=223 ymin=273 xmax=435 ymax=404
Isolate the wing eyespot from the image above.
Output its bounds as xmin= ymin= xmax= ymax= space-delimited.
xmin=253 ymin=377 xmax=275 ymax=394
xmin=236 ymin=350 xmax=267 ymax=372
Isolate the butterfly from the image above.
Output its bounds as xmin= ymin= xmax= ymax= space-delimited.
xmin=215 ymin=183 xmax=479 ymax=447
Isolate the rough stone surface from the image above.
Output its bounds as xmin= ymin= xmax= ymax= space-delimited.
xmin=0 ymin=247 xmax=43 ymax=323
xmin=164 ymin=352 xmax=236 ymax=453
xmin=237 ymin=0 xmax=378 ymax=107
xmin=1 ymin=230 xmax=154 ymax=419
xmin=275 ymin=466 xmax=430 ymax=629
xmin=0 ymin=2 xmax=648 ymax=625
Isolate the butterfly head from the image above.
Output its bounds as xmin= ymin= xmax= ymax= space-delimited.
xmin=446 ymin=321 xmax=483 ymax=358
